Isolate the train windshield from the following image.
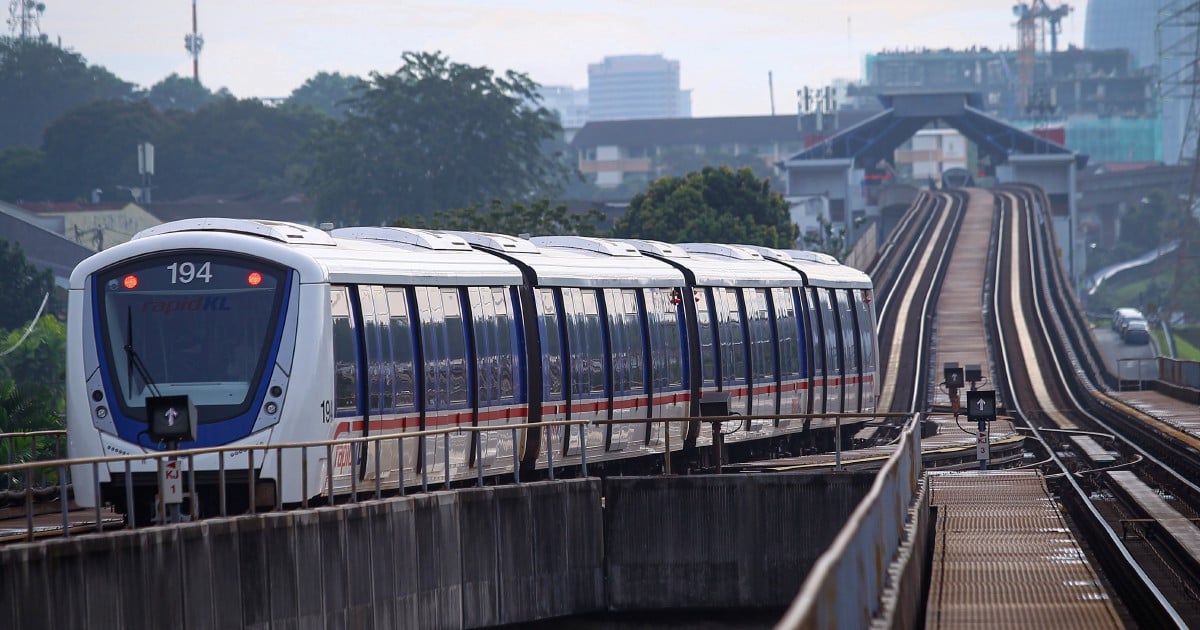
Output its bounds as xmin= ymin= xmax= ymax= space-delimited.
xmin=96 ymin=253 xmax=288 ymax=424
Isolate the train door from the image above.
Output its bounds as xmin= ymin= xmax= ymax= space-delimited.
xmin=466 ymin=286 xmax=522 ymax=470
xmin=382 ymin=287 xmax=420 ymax=481
xmin=743 ymin=288 xmax=775 ymax=435
xmin=561 ymin=288 xmax=607 ymax=457
xmin=815 ymin=288 xmax=842 ymax=416
xmin=772 ymin=287 xmax=804 ymax=428
xmin=536 ymin=288 xmax=569 ymax=461
xmin=604 ymin=288 xmax=647 ymax=452
xmin=356 ymin=286 xmax=384 ymax=482
xmin=834 ymin=289 xmax=862 ymax=414
xmin=713 ymin=287 xmax=750 ymax=440
xmin=855 ymin=289 xmax=879 ymax=413
xmin=643 ymin=287 xmax=688 ymax=449
xmin=329 ymin=286 xmax=366 ymax=487
xmin=413 ymin=286 xmax=473 ymax=482
xmin=693 ymin=288 xmax=719 ymax=446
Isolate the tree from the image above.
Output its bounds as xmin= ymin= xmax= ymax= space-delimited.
xmin=0 ymin=37 xmax=136 ymax=149
xmin=0 ymin=145 xmax=50 ymax=200
xmin=286 ymin=71 xmax=365 ymax=119
xmin=0 ymin=240 xmax=55 ymax=331
xmin=303 ymin=51 xmax=569 ymax=224
xmin=613 ymin=166 xmax=797 ymax=248
xmin=41 ymin=99 xmax=173 ymax=201
xmin=145 ymin=73 xmax=223 ymax=112
xmin=0 ymin=315 xmax=66 ymax=433
xmin=154 ymin=98 xmax=323 ymax=199
xmin=393 ymin=199 xmax=605 ymax=236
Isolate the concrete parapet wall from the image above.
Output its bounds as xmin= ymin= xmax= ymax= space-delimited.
xmin=604 ymin=472 xmax=874 ymax=611
xmin=0 ymin=472 xmax=876 ymax=627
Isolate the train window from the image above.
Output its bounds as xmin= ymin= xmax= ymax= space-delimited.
xmin=836 ymin=289 xmax=860 ymax=375
xmin=562 ymin=288 xmax=607 ymax=399
xmin=96 ymin=253 xmax=289 ymax=424
xmin=416 ymin=287 xmax=470 ymax=410
xmin=856 ymin=291 xmax=877 ymax=374
xmin=331 ymin=286 xmax=359 ymax=413
xmin=695 ymin=289 xmax=716 ymax=386
xmin=714 ymin=288 xmax=746 ymax=387
xmin=744 ymin=289 xmax=775 ymax=383
xmin=469 ymin=286 xmax=520 ymax=406
xmin=644 ymin=288 xmax=685 ymax=390
xmin=772 ymin=288 xmax=801 ymax=378
xmin=538 ymin=288 xmax=564 ymax=400
xmin=604 ymin=288 xmax=644 ymax=397
xmin=385 ymin=288 xmax=416 ymax=410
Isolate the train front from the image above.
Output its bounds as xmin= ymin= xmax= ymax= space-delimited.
xmin=67 ymin=244 xmax=298 ymax=519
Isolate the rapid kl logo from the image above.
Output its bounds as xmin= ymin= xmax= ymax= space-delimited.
xmin=142 ymin=296 xmax=232 ymax=314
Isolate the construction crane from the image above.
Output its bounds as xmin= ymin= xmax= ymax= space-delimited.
xmin=1012 ymin=1 xmax=1072 ymax=110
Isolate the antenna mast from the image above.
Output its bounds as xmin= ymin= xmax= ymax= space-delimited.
xmin=184 ymin=0 xmax=204 ymax=83
xmin=7 ymin=0 xmax=45 ymax=40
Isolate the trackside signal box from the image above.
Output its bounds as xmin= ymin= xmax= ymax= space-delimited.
xmin=147 ymin=395 xmax=197 ymax=443
xmin=966 ymin=390 xmax=996 ymax=422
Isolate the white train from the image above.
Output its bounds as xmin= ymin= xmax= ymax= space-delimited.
xmin=66 ymin=219 xmax=877 ymax=518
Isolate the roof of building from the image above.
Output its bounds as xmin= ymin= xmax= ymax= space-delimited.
xmin=0 ymin=202 xmax=94 ymax=286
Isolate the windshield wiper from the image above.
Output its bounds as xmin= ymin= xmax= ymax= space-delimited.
xmin=125 ymin=306 xmax=161 ymax=400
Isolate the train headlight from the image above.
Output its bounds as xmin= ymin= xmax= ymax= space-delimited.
xmin=264 ymin=401 xmax=278 ymax=415
xmin=96 ymin=406 xmax=108 ymax=419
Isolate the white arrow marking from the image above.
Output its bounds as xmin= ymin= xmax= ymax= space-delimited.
xmin=165 ymin=407 xmax=178 ymax=426
xmin=976 ymin=399 xmax=987 ymax=411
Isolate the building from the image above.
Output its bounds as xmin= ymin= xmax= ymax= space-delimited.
xmin=1085 ymin=0 xmax=1160 ymax=69
xmin=537 ymin=85 xmax=589 ymax=134
xmin=587 ymin=54 xmax=691 ymax=122
xmin=17 ymin=202 xmax=162 ymax=252
xmin=570 ymin=115 xmax=806 ymax=189
xmin=856 ymin=46 xmax=1159 ymax=163
xmin=894 ymin=129 xmax=971 ymax=183
xmin=0 ymin=202 xmax=93 ymax=287
xmin=1085 ymin=0 xmax=1192 ymax=163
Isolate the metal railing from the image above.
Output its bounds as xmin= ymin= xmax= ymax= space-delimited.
xmin=777 ymin=412 xmax=924 ymax=630
xmin=1158 ymin=357 xmax=1200 ymax=390
xmin=0 ymin=430 xmax=66 ymax=492
xmin=0 ymin=411 xmax=905 ymax=542
xmin=1117 ymin=358 xmax=1160 ymax=390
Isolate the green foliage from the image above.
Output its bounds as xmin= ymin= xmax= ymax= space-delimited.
xmin=303 ymin=51 xmax=569 ymax=224
xmin=286 ymin=71 xmax=365 ymax=119
xmin=145 ymin=73 xmax=225 ymax=112
xmin=0 ymin=316 xmax=66 ymax=433
xmin=41 ymin=99 xmax=173 ymax=201
xmin=393 ymin=199 xmax=605 ymax=236
xmin=153 ymin=98 xmax=324 ymax=199
xmin=0 ymin=37 xmax=136 ymax=149
xmin=1172 ymin=326 xmax=1200 ymax=360
xmin=1120 ymin=191 xmax=1169 ymax=253
xmin=614 ymin=166 xmax=796 ymax=248
xmin=0 ymin=145 xmax=50 ymax=200
xmin=0 ymin=240 xmax=55 ymax=331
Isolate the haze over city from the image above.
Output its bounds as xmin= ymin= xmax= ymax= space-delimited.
xmin=42 ymin=0 xmax=1089 ymax=117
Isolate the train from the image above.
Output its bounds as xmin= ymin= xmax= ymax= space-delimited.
xmin=66 ymin=219 xmax=878 ymax=518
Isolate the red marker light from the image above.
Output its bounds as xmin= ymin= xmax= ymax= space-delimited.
xmin=122 ymin=274 xmax=139 ymax=290
xmin=247 ymin=271 xmax=263 ymax=286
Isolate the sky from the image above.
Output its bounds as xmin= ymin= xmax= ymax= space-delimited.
xmin=35 ymin=0 xmax=1090 ymax=118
